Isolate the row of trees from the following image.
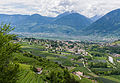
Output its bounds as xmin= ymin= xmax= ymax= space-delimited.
xmin=88 ymin=62 xmax=107 ymax=68
xmin=92 ymin=69 xmax=120 ymax=75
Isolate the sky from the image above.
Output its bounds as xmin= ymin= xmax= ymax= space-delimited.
xmin=0 ymin=0 xmax=120 ymax=17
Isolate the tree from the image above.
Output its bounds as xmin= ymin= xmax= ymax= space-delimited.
xmin=0 ymin=24 xmax=20 ymax=83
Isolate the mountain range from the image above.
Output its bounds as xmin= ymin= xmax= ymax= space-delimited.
xmin=0 ymin=12 xmax=92 ymax=35
xmin=1 ymin=9 xmax=120 ymax=37
xmin=84 ymin=9 xmax=120 ymax=36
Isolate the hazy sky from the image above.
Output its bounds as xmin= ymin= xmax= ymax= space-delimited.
xmin=0 ymin=0 xmax=120 ymax=17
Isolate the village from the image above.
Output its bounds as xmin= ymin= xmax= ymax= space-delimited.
xmin=13 ymin=37 xmax=120 ymax=82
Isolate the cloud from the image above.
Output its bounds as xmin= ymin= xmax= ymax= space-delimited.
xmin=0 ymin=0 xmax=120 ymax=17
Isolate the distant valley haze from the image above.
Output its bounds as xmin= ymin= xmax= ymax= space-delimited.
xmin=0 ymin=0 xmax=120 ymax=41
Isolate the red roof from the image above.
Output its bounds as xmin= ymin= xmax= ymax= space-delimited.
xmin=36 ymin=68 xmax=42 ymax=72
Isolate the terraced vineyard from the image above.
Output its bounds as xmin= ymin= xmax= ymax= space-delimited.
xmin=17 ymin=70 xmax=39 ymax=83
xmin=16 ymin=63 xmax=45 ymax=83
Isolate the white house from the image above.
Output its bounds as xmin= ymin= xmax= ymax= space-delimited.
xmin=108 ymin=56 xmax=114 ymax=64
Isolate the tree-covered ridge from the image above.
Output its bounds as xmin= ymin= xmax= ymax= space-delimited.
xmin=84 ymin=9 xmax=120 ymax=36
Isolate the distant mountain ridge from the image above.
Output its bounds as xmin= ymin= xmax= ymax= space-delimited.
xmin=53 ymin=13 xmax=92 ymax=30
xmin=1 ymin=9 xmax=120 ymax=37
xmin=0 ymin=12 xmax=92 ymax=35
xmin=83 ymin=9 xmax=120 ymax=36
xmin=90 ymin=15 xmax=102 ymax=22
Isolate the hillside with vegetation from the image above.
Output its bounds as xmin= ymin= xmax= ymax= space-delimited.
xmin=84 ymin=9 xmax=120 ymax=36
xmin=13 ymin=37 xmax=120 ymax=83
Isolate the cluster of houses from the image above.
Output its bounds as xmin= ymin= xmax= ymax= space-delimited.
xmin=19 ymin=38 xmax=89 ymax=55
xmin=18 ymin=38 xmax=101 ymax=82
xmin=44 ymin=40 xmax=89 ymax=56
